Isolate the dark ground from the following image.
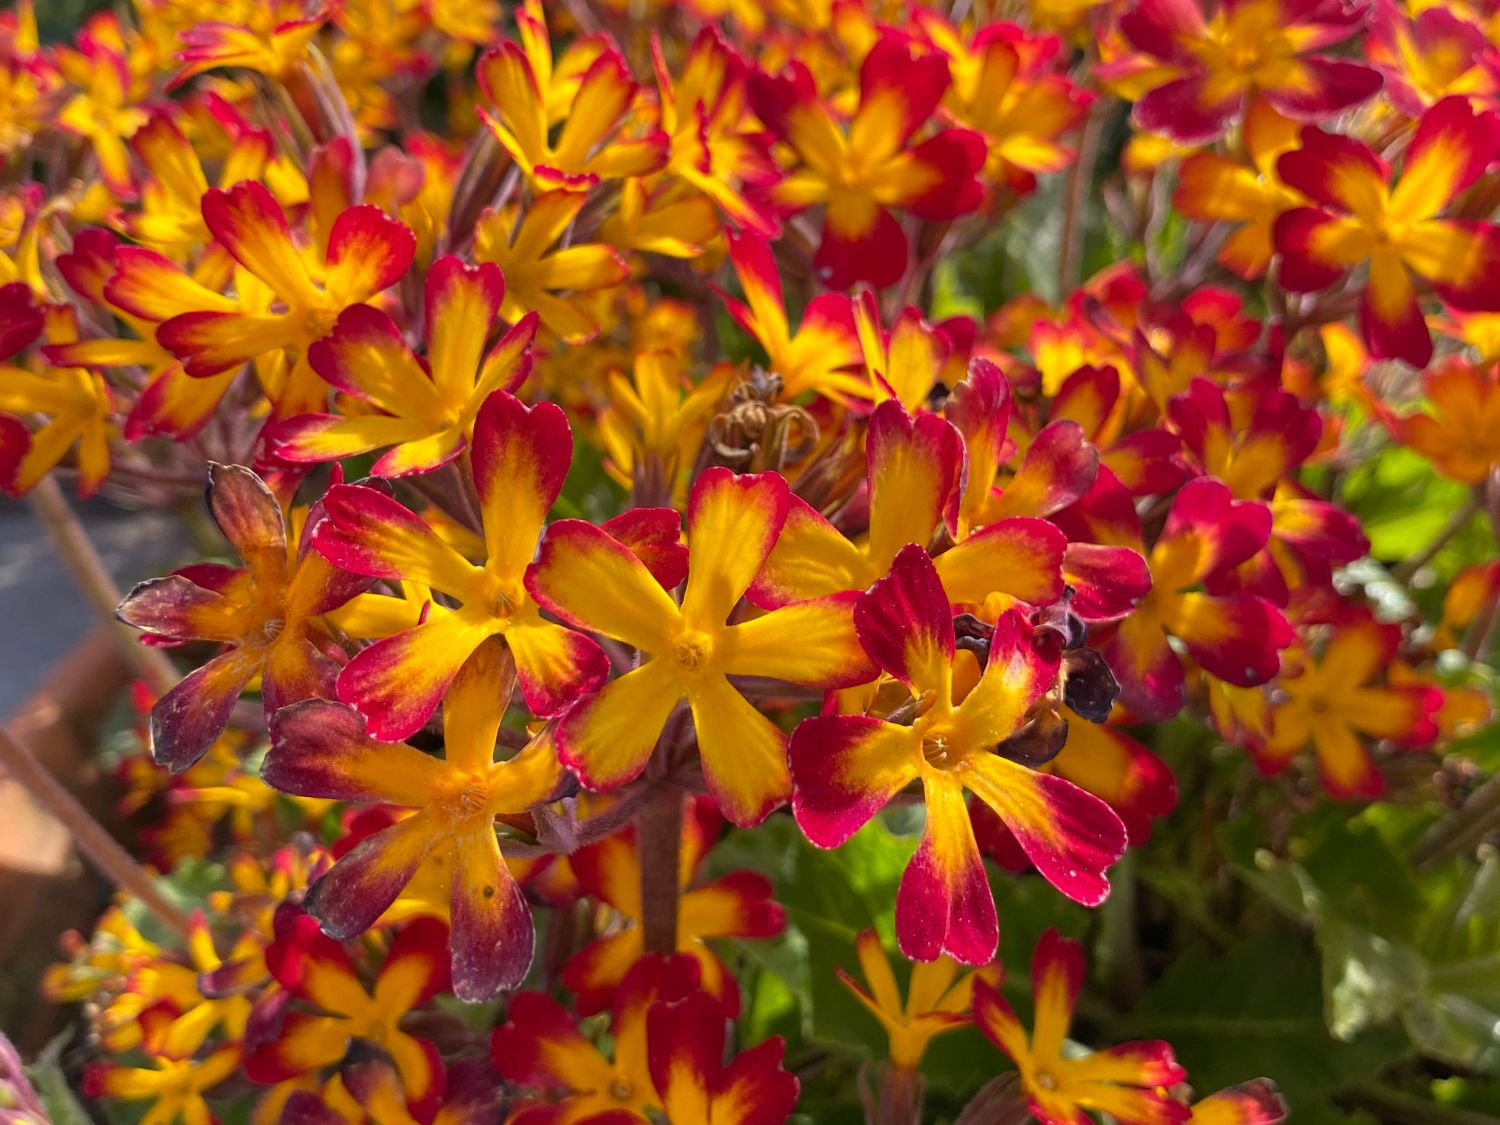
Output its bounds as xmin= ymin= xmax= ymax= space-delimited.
xmin=0 ymin=499 xmax=189 ymax=715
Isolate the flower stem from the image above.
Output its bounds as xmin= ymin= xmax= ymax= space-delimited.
xmin=870 ymin=1064 xmax=923 ymax=1125
xmin=1411 ymin=771 xmax=1500 ymax=870
xmin=1058 ymin=98 xmax=1104 ymax=299
xmin=0 ymin=722 xmax=192 ymax=939
xmin=26 ymin=476 xmax=178 ymax=697
xmin=638 ymin=783 xmax=683 ymax=955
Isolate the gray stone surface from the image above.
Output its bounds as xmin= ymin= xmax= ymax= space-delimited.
xmin=0 ymin=499 xmax=190 ymax=715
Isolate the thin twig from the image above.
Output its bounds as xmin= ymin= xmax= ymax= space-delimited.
xmin=1411 ymin=772 xmax=1500 ymax=869
xmin=1058 ymin=100 xmax=1105 ymax=299
xmin=0 ymin=722 xmax=192 ymax=939
xmin=1341 ymin=1081 xmax=1499 ymax=1125
xmin=26 ymin=476 xmax=178 ymax=696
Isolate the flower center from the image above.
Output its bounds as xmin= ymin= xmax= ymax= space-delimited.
xmin=439 ymin=776 xmax=493 ymax=822
xmin=1034 ymin=1069 xmax=1058 ymax=1091
xmin=919 ymin=716 xmax=963 ymax=770
xmin=670 ymin=629 xmax=714 ymax=674
xmin=302 ymin=306 xmax=337 ymax=340
xmin=609 ymin=1077 xmax=634 ymax=1102
xmin=487 ymin=576 xmax=526 ymax=620
xmin=922 ymin=734 xmax=956 ymax=768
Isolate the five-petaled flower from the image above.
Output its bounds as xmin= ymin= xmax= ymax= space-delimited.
xmin=1258 ymin=614 xmax=1443 ymax=797
xmin=789 ymin=545 xmax=1126 ymax=964
xmin=751 ymin=32 xmax=988 ymax=289
xmin=477 ymin=20 xmax=666 ymax=187
xmin=975 ymin=929 xmax=1190 ymax=1124
xmin=528 ymin=466 xmax=876 ymax=826
xmin=1400 ymin=360 xmax=1500 ymax=483
xmin=263 ymin=638 xmax=564 ymax=1000
xmin=1115 ymin=0 xmax=1381 ymax=143
xmin=244 ymin=916 xmax=451 ymax=1116
xmin=838 ymin=927 xmax=995 ymax=1071
xmin=155 ymin=180 xmax=415 ymax=418
xmin=117 ymin=463 xmax=369 ymax=771
xmin=312 ymin=390 xmax=609 ymax=740
xmin=1092 ymin=477 xmax=1293 ymax=721
xmin=1274 ymin=96 xmax=1500 ymax=367
xmin=272 ymin=256 xmax=538 ymax=476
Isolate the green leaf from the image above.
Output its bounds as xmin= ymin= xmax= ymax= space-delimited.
xmin=1125 ymin=929 xmax=1408 ymax=1111
xmin=709 ymin=814 xmax=916 ymax=1056
xmin=1340 ymin=446 xmax=1473 ymax=565
xmin=26 ymin=1032 xmax=93 ymax=1125
xmin=1222 ymin=807 xmax=1500 ymax=1072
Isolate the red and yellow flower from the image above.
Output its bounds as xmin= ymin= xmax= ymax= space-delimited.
xmin=752 ymin=397 xmax=1068 ymax=611
xmin=751 ymin=32 xmax=987 ymax=289
xmin=1274 ymin=96 xmax=1500 ymax=367
xmin=561 ymin=795 xmax=785 ymax=1017
xmin=264 ymin=638 xmax=564 ymax=1000
xmin=492 ymin=953 xmax=693 ymax=1123
xmin=245 ymin=916 xmax=450 ymax=1115
xmin=1258 ymin=614 xmax=1443 ymax=797
xmin=1114 ymin=0 xmax=1380 ymax=143
xmin=313 ymin=390 xmax=608 ymax=739
xmin=155 ymin=180 xmax=415 ymax=417
xmin=116 ymin=464 xmax=369 ymax=770
xmin=789 ymin=546 xmax=1126 ymax=963
xmin=272 ymin=256 xmax=537 ymax=476
xmin=1173 ymin=98 xmax=1303 ymax=279
xmin=976 ymin=929 xmax=1189 ymax=1124
xmin=1089 ymin=477 xmax=1292 ymax=720
xmin=527 ymin=467 xmax=875 ymax=826
xmin=715 ymin=230 xmax=864 ymax=401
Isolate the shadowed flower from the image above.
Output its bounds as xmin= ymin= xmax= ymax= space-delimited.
xmin=647 ymin=989 xmax=800 ymax=1124
xmin=244 ymin=917 xmax=450 ymax=1116
xmin=975 ymin=929 xmax=1189 ymax=1124
xmin=473 ymin=191 xmax=631 ymax=343
xmin=492 ymin=953 xmax=698 ymax=1123
xmin=838 ymin=928 xmax=996 ymax=1070
xmin=116 ymin=463 xmax=369 ymax=771
xmin=1258 ymin=615 xmax=1443 ymax=797
xmin=561 ymin=795 xmax=785 ymax=1017
xmin=84 ymin=1046 xmax=241 ymax=1125
xmin=1400 ymin=360 xmax=1500 ymax=484
xmin=264 ymin=638 xmax=564 ymax=1000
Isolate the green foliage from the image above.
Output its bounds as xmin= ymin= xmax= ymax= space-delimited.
xmin=1221 ymin=806 xmax=1500 ymax=1076
xmin=1124 ymin=930 xmax=1407 ymax=1112
xmin=26 ymin=1033 xmax=93 ymax=1125
xmin=1341 ymin=446 xmax=1483 ymax=575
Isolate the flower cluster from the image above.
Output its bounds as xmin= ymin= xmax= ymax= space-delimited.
xmin=7 ymin=0 xmax=1497 ymax=1119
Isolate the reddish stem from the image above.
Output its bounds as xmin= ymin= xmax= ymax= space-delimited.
xmin=638 ymin=782 xmax=683 ymax=955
